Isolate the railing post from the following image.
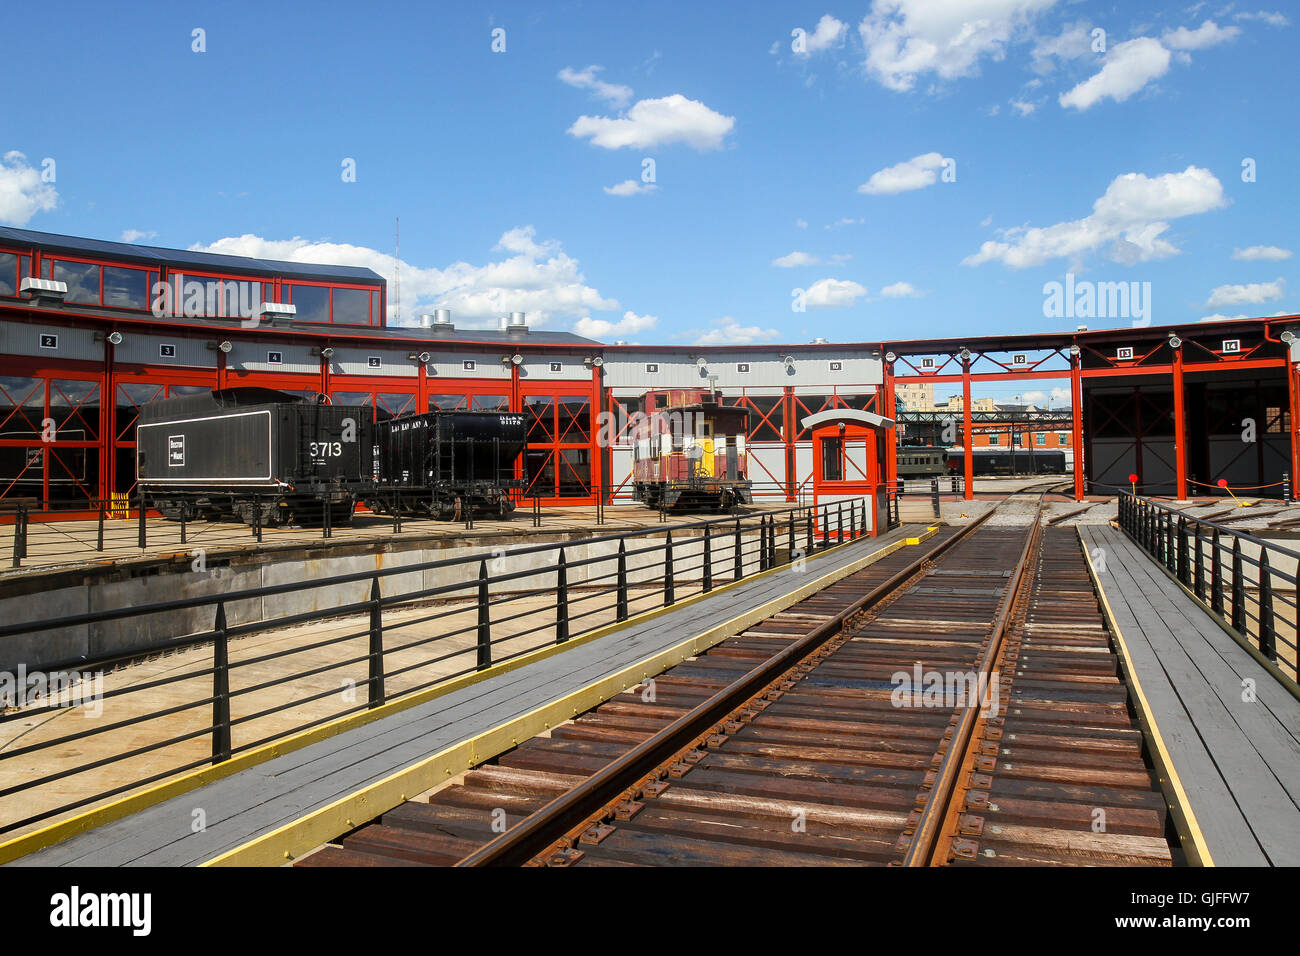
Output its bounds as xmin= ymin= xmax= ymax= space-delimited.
xmin=97 ymin=501 xmax=105 ymax=552
xmin=212 ymin=601 xmax=232 ymax=763
xmin=848 ymin=501 xmax=856 ymax=541
xmin=10 ymin=505 xmax=22 ymax=569
xmin=1210 ymin=527 xmax=1224 ymax=616
xmin=1259 ymin=549 xmax=1277 ymax=661
xmin=556 ymin=548 xmax=569 ymax=643
xmin=805 ymin=510 xmax=813 ymax=554
xmin=1193 ymin=523 xmax=1205 ymax=600
xmin=138 ymin=493 xmax=147 ymax=550
xmin=734 ymin=519 xmax=743 ymax=582
xmin=836 ymin=503 xmax=843 ymax=545
xmin=1230 ymin=539 xmax=1245 ymax=633
xmin=616 ymin=539 xmax=628 ymax=620
xmin=253 ymin=495 xmax=263 ymax=543
xmin=477 ymin=560 xmax=492 ymax=670
xmin=323 ymin=498 xmax=332 ymax=540
xmin=759 ymin=517 xmax=769 ymax=571
xmin=931 ymin=478 xmax=940 ymax=518
xmin=1177 ymin=516 xmax=1189 ymax=585
xmin=180 ymin=503 xmax=188 ymax=546
xmin=788 ymin=513 xmax=796 ymax=563
xmin=368 ymin=576 xmax=385 ymax=707
xmin=702 ymin=524 xmax=713 ymax=593
xmin=663 ymin=532 xmax=676 ymax=606
xmin=767 ymin=514 xmax=777 ymax=568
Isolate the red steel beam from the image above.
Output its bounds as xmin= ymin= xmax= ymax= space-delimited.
xmin=962 ymin=356 xmax=973 ymax=500
xmin=1173 ymin=344 xmax=1187 ymax=499
xmin=1071 ymin=352 xmax=1084 ymax=501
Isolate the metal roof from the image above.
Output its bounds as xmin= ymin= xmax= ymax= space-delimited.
xmin=0 ymin=225 xmax=385 ymax=285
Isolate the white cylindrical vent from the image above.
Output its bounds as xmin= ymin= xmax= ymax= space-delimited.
xmin=434 ymin=309 xmax=452 ymax=325
xmin=498 ymin=315 xmax=510 ymax=330
xmin=510 ymin=311 xmax=526 ymax=326
xmin=419 ymin=313 xmax=434 ymax=328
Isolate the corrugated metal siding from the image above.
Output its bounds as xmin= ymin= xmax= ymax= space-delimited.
xmin=0 ymin=321 xmax=101 ymax=361
xmin=229 ymin=341 xmax=318 ymax=374
xmin=115 ymin=333 xmax=216 ymax=369
xmin=520 ymin=352 xmax=592 ymax=381
xmin=603 ymin=349 xmax=882 ymax=392
xmin=426 ymin=353 xmax=511 ymax=380
xmin=331 ymin=347 xmax=417 ymax=378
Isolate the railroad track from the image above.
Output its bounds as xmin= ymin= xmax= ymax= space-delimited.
xmin=296 ymin=494 xmax=1174 ymax=868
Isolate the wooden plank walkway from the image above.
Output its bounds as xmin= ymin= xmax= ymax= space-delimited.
xmin=1080 ymin=526 xmax=1300 ymax=866
xmin=9 ymin=524 xmax=923 ymax=867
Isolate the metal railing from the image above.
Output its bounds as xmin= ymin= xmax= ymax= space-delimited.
xmin=1118 ymin=493 xmax=1300 ymax=687
xmin=884 ymin=476 xmax=964 ymax=519
xmin=0 ymin=496 xmax=875 ymax=836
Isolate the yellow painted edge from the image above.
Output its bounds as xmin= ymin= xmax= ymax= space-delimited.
xmin=204 ymin=525 xmax=940 ymax=867
xmin=1079 ymin=529 xmax=1214 ymax=867
xmin=0 ymin=523 xmax=928 ymax=863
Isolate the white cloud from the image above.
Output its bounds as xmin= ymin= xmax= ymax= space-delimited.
xmin=980 ymin=214 xmax=993 ymax=227
xmin=858 ymin=0 xmax=1058 ymax=92
xmin=858 ymin=152 xmax=950 ymax=195
xmin=120 ymin=229 xmax=157 ymax=243
xmin=1233 ymin=11 xmax=1289 ymax=27
xmin=1059 ymin=37 xmax=1171 ymax=110
xmin=190 ymin=226 xmax=618 ymax=328
xmin=691 ymin=317 xmax=781 ymax=346
xmin=1010 ymin=98 xmax=1037 ymax=115
xmin=1205 ymin=278 xmax=1285 ymax=309
xmin=1031 ymin=21 xmax=1095 ymax=72
xmin=794 ymin=14 xmax=848 ymax=56
xmin=557 ymin=66 xmax=634 ymax=109
xmin=825 ymin=217 xmax=865 ymax=228
xmin=0 ymin=150 xmax=58 ymax=226
xmin=964 ymin=166 xmax=1226 ymax=269
xmin=1162 ymin=19 xmax=1241 ymax=50
xmin=574 ymin=310 xmax=657 ymax=340
xmin=804 ymin=277 xmax=868 ymax=308
xmin=1232 ymin=245 xmax=1292 ymax=261
xmin=567 ymin=94 xmax=735 ymax=151
xmin=881 ymin=281 xmax=922 ymax=297
xmin=1199 ymin=312 xmax=1249 ymax=322
xmin=795 ymin=218 xmax=809 ymax=229
xmin=772 ymin=251 xmax=820 ymax=268
xmin=603 ymin=179 xmax=658 ymax=197
xmin=1020 ymin=387 xmax=1069 ymax=405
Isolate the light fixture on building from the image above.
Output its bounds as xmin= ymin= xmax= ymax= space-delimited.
xmin=319 ymin=347 xmax=335 ymax=359
xmin=1281 ymin=330 xmax=1296 ymax=344
xmin=1069 ymin=344 xmax=1081 ymax=356
xmin=959 ymin=347 xmax=972 ymax=361
xmin=107 ymin=331 xmax=123 ymax=346
xmin=417 ymin=351 xmax=432 ymax=364
xmin=208 ymin=340 xmax=233 ymax=353
xmin=696 ymin=356 xmax=708 ymax=368
xmin=584 ymin=356 xmax=605 ymax=367
xmin=1168 ymin=334 xmax=1182 ymax=349
xmin=21 ymin=277 xmax=68 ymax=305
xmin=885 ymin=351 xmax=896 ymax=363
xmin=782 ymin=355 xmax=795 ymax=368
xmin=260 ymin=302 xmax=297 ymax=321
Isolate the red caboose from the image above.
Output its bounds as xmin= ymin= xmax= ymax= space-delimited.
xmin=631 ymin=389 xmax=753 ymax=510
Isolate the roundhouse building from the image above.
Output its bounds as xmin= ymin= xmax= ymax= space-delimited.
xmin=2 ymin=226 xmax=1297 ymax=521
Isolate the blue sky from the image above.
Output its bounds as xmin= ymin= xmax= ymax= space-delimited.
xmin=1 ymin=0 xmax=1296 ymax=406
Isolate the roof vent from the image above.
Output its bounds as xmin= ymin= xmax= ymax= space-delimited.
xmin=507 ymin=311 xmax=528 ymax=333
xmin=419 ymin=313 xmax=434 ymax=328
xmin=260 ymin=302 xmax=297 ymax=322
xmin=21 ymin=277 xmax=67 ymax=306
xmin=433 ymin=309 xmax=453 ymax=331
xmin=810 ymin=336 xmax=829 ymax=344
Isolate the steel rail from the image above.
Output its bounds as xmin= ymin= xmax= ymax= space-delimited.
xmin=901 ymin=494 xmax=1045 ymax=866
xmin=455 ymin=507 xmax=1000 ymax=867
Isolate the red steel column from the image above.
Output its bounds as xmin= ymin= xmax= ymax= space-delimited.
xmin=1289 ymin=357 xmax=1300 ymax=493
xmin=590 ymin=363 xmax=603 ymax=505
xmin=962 ymin=355 xmax=973 ymax=500
xmin=1071 ymin=350 xmax=1084 ymax=501
xmin=1173 ymin=342 xmax=1187 ymax=499
xmin=882 ymin=357 xmax=896 ymax=488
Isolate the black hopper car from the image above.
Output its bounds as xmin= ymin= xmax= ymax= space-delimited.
xmin=137 ymin=388 xmax=526 ymax=526
xmin=368 ymin=410 xmax=526 ymax=520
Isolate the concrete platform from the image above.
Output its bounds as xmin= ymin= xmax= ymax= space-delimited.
xmin=1081 ymin=525 xmax=1300 ymax=866
xmin=5 ymin=522 xmax=929 ymax=867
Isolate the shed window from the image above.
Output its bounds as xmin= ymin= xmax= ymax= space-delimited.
xmin=332 ymin=287 xmax=370 ymax=325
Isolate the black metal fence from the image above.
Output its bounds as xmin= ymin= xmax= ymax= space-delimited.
xmin=0 ymin=496 xmax=877 ymax=836
xmin=1118 ymin=493 xmax=1299 ymax=687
